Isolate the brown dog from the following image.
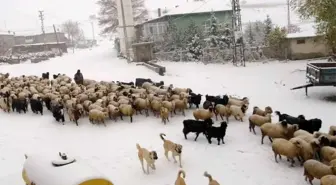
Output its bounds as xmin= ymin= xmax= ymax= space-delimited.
xmin=160 ymin=133 xmax=183 ymax=167
xmin=204 ymin=171 xmax=220 ymax=185
xmin=136 ymin=143 xmax=158 ymax=174
xmin=175 ymin=170 xmax=187 ymax=185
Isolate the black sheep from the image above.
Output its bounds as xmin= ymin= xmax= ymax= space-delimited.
xmin=188 ymin=93 xmax=202 ymax=108
xmin=117 ymin=81 xmax=134 ymax=86
xmin=43 ymin=97 xmax=51 ymax=111
xmin=213 ymin=95 xmax=229 ymax=106
xmin=30 ymin=98 xmax=43 ymax=115
xmin=182 ymin=118 xmax=214 ymax=141
xmin=135 ymin=78 xmax=152 ymax=87
xmin=152 ymin=81 xmax=164 ymax=87
xmin=12 ymin=98 xmax=28 ymax=113
xmin=206 ymin=121 xmax=228 ymax=145
xmin=275 ymin=111 xmax=305 ymax=124
xmin=203 ymin=100 xmax=213 ymax=109
xmin=52 ymin=105 xmax=65 ymax=124
xmin=42 ymin=72 xmax=49 ymax=79
xmin=205 ymin=94 xmax=220 ymax=103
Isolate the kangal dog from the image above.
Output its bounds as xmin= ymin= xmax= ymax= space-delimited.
xmin=175 ymin=170 xmax=187 ymax=185
xmin=136 ymin=143 xmax=158 ymax=174
xmin=204 ymin=171 xmax=220 ymax=185
xmin=160 ymin=133 xmax=183 ymax=167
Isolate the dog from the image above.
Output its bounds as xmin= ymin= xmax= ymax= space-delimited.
xmin=160 ymin=133 xmax=183 ymax=167
xmin=204 ymin=171 xmax=220 ymax=185
xmin=175 ymin=170 xmax=187 ymax=185
xmin=136 ymin=143 xmax=158 ymax=174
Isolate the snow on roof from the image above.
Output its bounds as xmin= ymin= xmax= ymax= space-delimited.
xmin=165 ymin=0 xmax=231 ymax=16
xmin=23 ymin=154 xmax=113 ymax=185
xmin=286 ymin=23 xmax=319 ymax=38
xmin=14 ymin=42 xmax=66 ymax=47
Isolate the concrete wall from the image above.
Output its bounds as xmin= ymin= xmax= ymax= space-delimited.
xmin=288 ymin=36 xmax=330 ymax=60
xmin=0 ymin=34 xmax=15 ymax=55
xmin=14 ymin=32 xmax=67 ymax=45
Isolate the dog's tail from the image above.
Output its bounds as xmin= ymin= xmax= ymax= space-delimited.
xmin=136 ymin=143 xmax=141 ymax=150
xmin=177 ymin=170 xmax=186 ymax=178
xmin=160 ymin=133 xmax=166 ymax=141
xmin=204 ymin=171 xmax=213 ymax=182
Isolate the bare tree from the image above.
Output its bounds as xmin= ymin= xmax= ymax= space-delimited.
xmin=62 ymin=20 xmax=81 ymax=43
xmin=97 ymin=0 xmax=148 ymax=35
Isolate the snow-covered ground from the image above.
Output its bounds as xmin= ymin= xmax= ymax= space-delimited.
xmin=0 ymin=41 xmax=335 ymax=185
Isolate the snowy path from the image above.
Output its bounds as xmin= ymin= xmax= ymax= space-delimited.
xmin=0 ymin=42 xmax=335 ymax=185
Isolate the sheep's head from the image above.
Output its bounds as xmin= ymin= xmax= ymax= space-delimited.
xmin=265 ymin=106 xmax=273 ymax=113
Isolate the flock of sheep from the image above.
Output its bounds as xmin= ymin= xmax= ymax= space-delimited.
xmin=0 ymin=72 xmax=336 ymax=185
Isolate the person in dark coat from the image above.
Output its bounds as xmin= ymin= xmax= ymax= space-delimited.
xmin=74 ymin=69 xmax=84 ymax=85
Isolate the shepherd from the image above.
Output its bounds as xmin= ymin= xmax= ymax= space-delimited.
xmin=74 ymin=69 xmax=84 ymax=85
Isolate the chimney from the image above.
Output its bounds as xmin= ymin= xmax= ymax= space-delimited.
xmin=158 ymin=8 xmax=161 ymax=17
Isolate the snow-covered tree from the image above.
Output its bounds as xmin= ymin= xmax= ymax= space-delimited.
xmin=97 ymin=0 xmax=148 ymax=34
xmin=245 ymin=22 xmax=254 ymax=45
xmin=264 ymin=15 xmax=273 ymax=36
xmin=266 ymin=26 xmax=286 ymax=58
xmin=208 ymin=12 xmax=220 ymax=47
xmin=243 ymin=21 xmax=266 ymax=46
xmin=187 ymin=34 xmax=203 ymax=61
xmin=162 ymin=20 xmax=185 ymax=51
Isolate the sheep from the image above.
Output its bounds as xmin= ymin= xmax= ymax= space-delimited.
xmin=119 ymin=103 xmax=134 ymax=123
xmin=248 ymin=113 xmax=272 ymax=135
xmin=294 ymin=130 xmax=313 ymax=137
xmin=67 ymin=107 xmax=81 ymax=126
xmin=182 ymin=118 xmax=214 ymax=141
xmin=320 ymin=175 xmax=336 ymax=185
xmin=271 ymin=138 xmax=301 ymax=167
xmin=229 ymin=104 xmax=247 ymax=122
xmin=150 ymin=99 xmax=162 ymax=117
xmin=319 ymin=146 xmax=336 ymax=164
xmin=0 ymin=96 xmax=10 ymax=112
xmin=252 ymin=106 xmax=273 ymax=116
xmin=173 ymin=97 xmax=188 ymax=116
xmin=329 ymin=126 xmax=336 ymax=136
xmin=260 ymin=121 xmax=299 ymax=144
xmin=188 ymin=93 xmax=202 ymax=108
xmin=204 ymin=171 xmax=220 ymax=185
xmin=160 ymin=107 xmax=169 ymax=124
xmin=303 ymin=159 xmax=336 ymax=185
xmin=214 ymin=104 xmax=231 ymax=122
xmin=162 ymin=100 xmax=174 ymax=117
xmin=193 ymin=108 xmax=213 ymax=121
xmin=317 ymin=135 xmax=336 ymax=148
xmin=107 ymin=104 xmax=120 ymax=121
xmin=228 ymin=97 xmax=249 ymax=108
xmin=206 ymin=121 xmax=228 ymax=145
xmin=88 ymin=109 xmax=109 ymax=126
xmin=289 ymin=137 xmax=319 ymax=164
xmin=132 ymin=97 xmax=150 ymax=116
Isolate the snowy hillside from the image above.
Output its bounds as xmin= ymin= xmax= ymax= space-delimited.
xmin=0 ymin=41 xmax=335 ymax=185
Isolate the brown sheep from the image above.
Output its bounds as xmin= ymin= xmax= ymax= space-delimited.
xmin=303 ymin=159 xmax=336 ymax=185
xmin=260 ymin=121 xmax=299 ymax=144
xmin=321 ymin=175 xmax=336 ymax=185
xmin=252 ymin=106 xmax=273 ymax=116
xmin=272 ymin=138 xmax=301 ymax=167
xmin=119 ymin=103 xmax=135 ymax=123
xmin=193 ymin=108 xmax=213 ymax=121
xmin=289 ymin=137 xmax=319 ymax=164
xmin=248 ymin=113 xmax=272 ymax=134
xmin=173 ymin=97 xmax=188 ymax=116
xmin=214 ymin=104 xmax=231 ymax=122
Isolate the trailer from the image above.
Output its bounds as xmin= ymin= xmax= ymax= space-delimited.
xmin=291 ymin=62 xmax=336 ymax=95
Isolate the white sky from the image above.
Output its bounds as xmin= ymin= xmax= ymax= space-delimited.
xmin=0 ymin=0 xmax=311 ymax=37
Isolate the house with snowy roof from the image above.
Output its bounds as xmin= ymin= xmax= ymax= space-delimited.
xmin=0 ymin=32 xmax=15 ymax=55
xmin=135 ymin=1 xmax=232 ymax=41
xmin=285 ymin=25 xmax=329 ymax=60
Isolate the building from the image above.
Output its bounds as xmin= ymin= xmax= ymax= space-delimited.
xmin=14 ymin=32 xmax=68 ymax=45
xmin=286 ymin=31 xmax=330 ymax=60
xmin=0 ymin=32 xmax=15 ymax=55
xmin=135 ymin=1 xmax=232 ymax=41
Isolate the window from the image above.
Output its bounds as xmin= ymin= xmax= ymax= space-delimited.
xmin=149 ymin=27 xmax=153 ymax=34
xmin=296 ymin=39 xmax=306 ymax=44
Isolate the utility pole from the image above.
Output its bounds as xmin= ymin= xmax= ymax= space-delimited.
xmin=286 ymin=0 xmax=291 ymax=33
xmin=231 ymin=0 xmax=246 ymax=67
xmin=120 ymin=0 xmax=130 ymax=61
xmin=53 ymin=24 xmax=59 ymax=44
xmin=91 ymin=21 xmax=95 ymax=46
xmin=38 ymin=11 xmax=45 ymax=40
